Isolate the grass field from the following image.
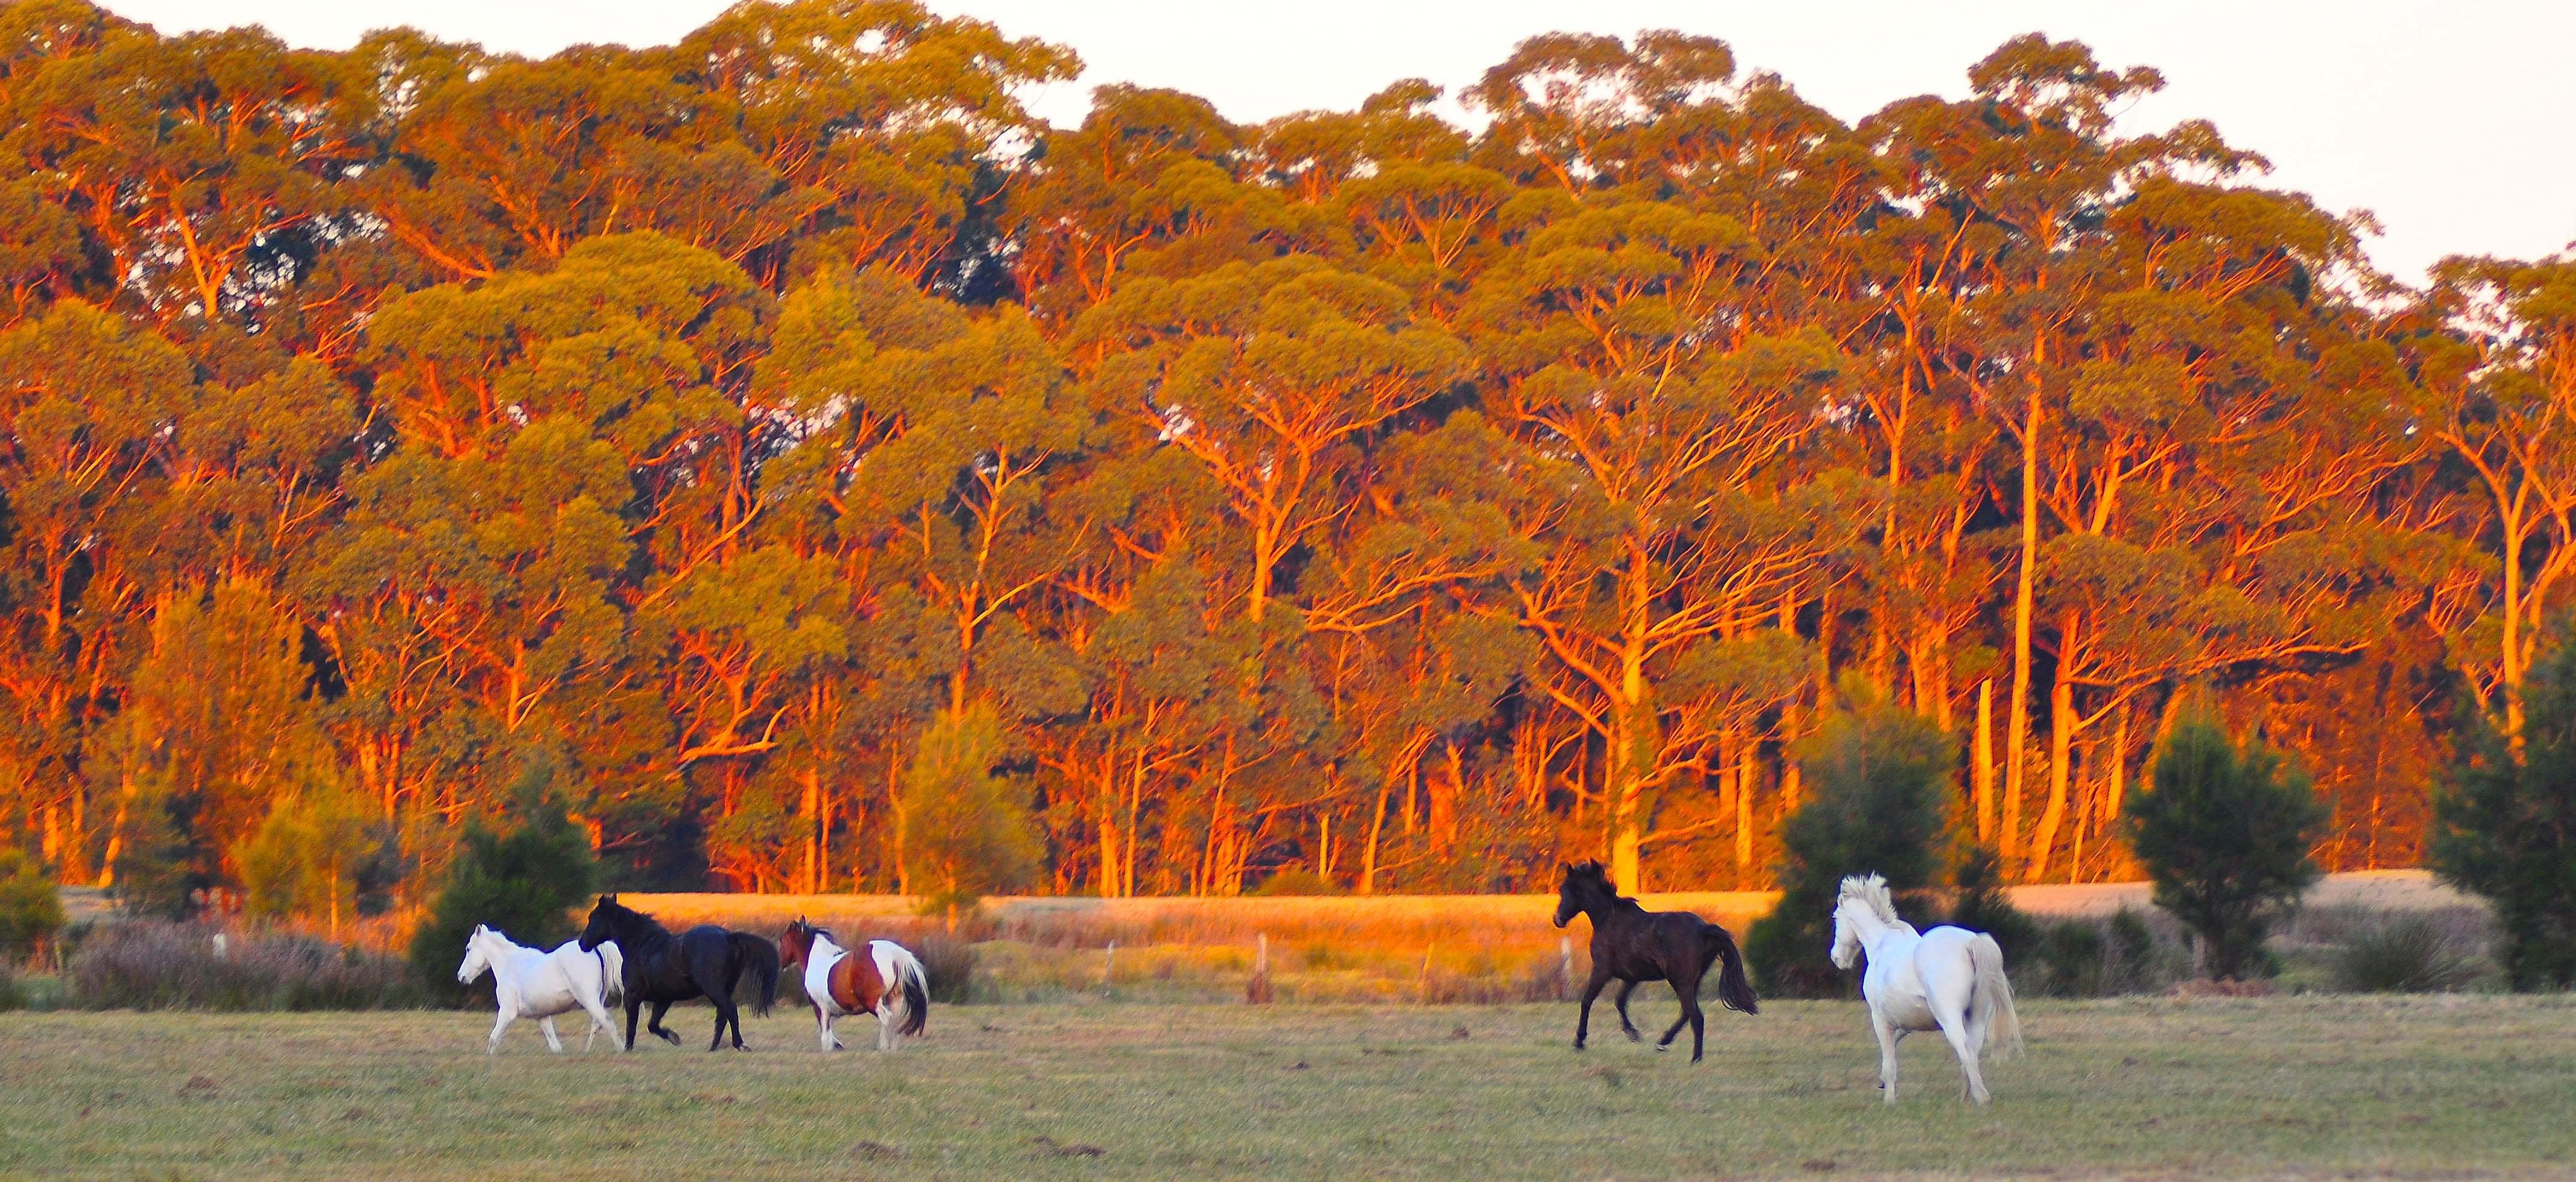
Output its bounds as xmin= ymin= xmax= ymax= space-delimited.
xmin=4 ymin=993 xmax=2572 ymax=1181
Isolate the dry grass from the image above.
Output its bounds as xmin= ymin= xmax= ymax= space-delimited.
xmin=3 ymin=994 xmax=2573 ymax=1180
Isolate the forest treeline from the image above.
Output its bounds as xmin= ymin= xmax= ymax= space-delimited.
xmin=2 ymin=0 xmax=2569 ymax=914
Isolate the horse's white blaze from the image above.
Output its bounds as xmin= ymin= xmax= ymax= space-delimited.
xmin=1829 ymin=873 xmax=2022 ymax=1106
xmin=456 ymin=925 xmax=623 ymax=1055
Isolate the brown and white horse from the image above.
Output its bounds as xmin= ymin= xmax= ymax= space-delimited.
xmin=778 ymin=918 xmax=930 ymax=1052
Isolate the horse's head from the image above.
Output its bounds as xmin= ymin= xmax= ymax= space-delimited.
xmin=1554 ymin=861 xmax=1609 ymax=928
xmin=456 ymin=924 xmax=495 ymax=985
xmin=1829 ymin=873 xmax=1890 ymax=970
xmin=779 ymin=917 xmax=813 ymax=969
xmin=576 ymin=894 xmax=622 ymax=952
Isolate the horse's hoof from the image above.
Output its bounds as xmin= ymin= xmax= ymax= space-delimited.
xmin=1623 ymin=1031 xmax=1640 ymax=1043
xmin=1653 ymin=1043 xmax=1668 ymax=1053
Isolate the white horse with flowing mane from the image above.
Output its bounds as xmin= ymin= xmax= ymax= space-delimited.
xmin=456 ymin=924 xmax=625 ymax=1054
xmin=1830 ymin=873 xmax=2022 ymax=1104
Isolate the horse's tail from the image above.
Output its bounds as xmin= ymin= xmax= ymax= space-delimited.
xmin=1969 ymin=932 xmax=2022 ymax=1059
xmin=891 ymin=945 xmax=929 ymax=1037
xmin=731 ymin=932 xmax=781 ymax=1017
xmin=1701 ymin=923 xmax=1760 ymax=1015
xmin=597 ymin=941 xmax=625 ymax=1003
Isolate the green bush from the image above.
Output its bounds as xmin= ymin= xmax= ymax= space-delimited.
xmin=1943 ymin=846 xmax=2039 ymax=963
xmin=2024 ymin=909 xmax=2165 ymax=997
xmin=1746 ymin=688 xmax=1951 ymax=997
xmin=405 ymin=758 xmax=597 ymax=1000
xmin=2124 ymin=715 xmax=2326 ymax=980
xmin=2334 ymin=915 xmax=2484 ymax=993
xmin=0 ymin=958 xmax=22 ymax=1011
xmin=2432 ymin=640 xmax=2576 ymax=990
xmin=0 ymin=849 xmax=66 ymax=959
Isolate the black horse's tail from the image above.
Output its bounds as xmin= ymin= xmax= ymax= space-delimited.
xmin=731 ymin=932 xmax=780 ymax=1017
xmin=896 ymin=949 xmax=930 ymax=1037
xmin=1702 ymin=924 xmax=1760 ymax=1015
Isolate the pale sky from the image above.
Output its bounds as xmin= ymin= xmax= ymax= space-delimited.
xmin=99 ymin=1 xmax=2576 ymax=286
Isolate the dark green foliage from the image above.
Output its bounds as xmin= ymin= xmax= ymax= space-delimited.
xmin=1746 ymin=692 xmax=1951 ymax=996
xmin=405 ymin=758 xmax=598 ymax=999
xmin=1943 ymin=845 xmax=2039 ymax=963
xmin=2124 ymin=716 xmax=2326 ymax=980
xmin=2333 ymin=915 xmax=2484 ymax=993
xmin=2013 ymin=910 xmax=2163 ymax=997
xmin=2432 ymin=641 xmax=2576 ymax=990
xmin=71 ymin=921 xmax=424 ymax=1011
xmin=109 ymin=783 xmax=207 ymax=921
xmin=0 ymin=847 xmax=65 ymax=958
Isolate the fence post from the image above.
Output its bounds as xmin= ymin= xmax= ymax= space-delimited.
xmin=1559 ymin=935 xmax=1574 ymax=1001
xmin=1247 ymin=933 xmax=1273 ymax=1004
xmin=1102 ymin=939 xmax=1116 ymax=998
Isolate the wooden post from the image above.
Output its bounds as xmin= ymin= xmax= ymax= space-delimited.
xmin=1247 ymin=933 xmax=1273 ymax=1004
xmin=1558 ymin=935 xmax=1575 ymax=1002
xmin=1102 ymin=939 xmax=1117 ymax=997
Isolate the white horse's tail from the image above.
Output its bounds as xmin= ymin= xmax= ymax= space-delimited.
xmin=1969 ymin=933 xmax=2022 ymax=1060
xmin=596 ymin=941 xmax=625 ymax=1003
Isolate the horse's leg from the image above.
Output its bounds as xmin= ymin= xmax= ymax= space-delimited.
xmin=540 ymin=1016 xmax=564 ymax=1054
xmin=1657 ymin=979 xmax=1704 ymax=1063
xmin=579 ymin=988 xmax=613 ymax=1052
xmin=622 ymin=995 xmax=642 ymax=1051
xmin=1931 ymin=990 xmax=1989 ymax=1104
xmin=1613 ymin=979 xmax=1642 ymax=1041
xmin=487 ymin=1000 xmax=514 ymax=1055
xmin=1573 ymin=970 xmax=1612 ymax=1050
xmin=1870 ymin=1007 xmax=1903 ymax=1105
xmin=706 ymin=974 xmax=741 ymax=1052
xmin=878 ymin=1002 xmax=894 ymax=1052
xmin=648 ymin=999 xmax=682 ymax=1046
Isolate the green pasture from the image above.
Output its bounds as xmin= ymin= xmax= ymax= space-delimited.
xmin=3 ymin=994 xmax=2571 ymax=1180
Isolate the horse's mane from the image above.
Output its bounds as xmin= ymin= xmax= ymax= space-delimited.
xmin=1837 ymin=873 xmax=1901 ymax=926
xmin=594 ymin=896 xmax=671 ymax=937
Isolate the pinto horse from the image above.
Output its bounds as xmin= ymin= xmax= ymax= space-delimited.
xmin=576 ymin=894 xmax=780 ymax=1052
xmin=1553 ymin=860 xmax=1759 ymax=1063
xmin=778 ymin=918 xmax=930 ymax=1052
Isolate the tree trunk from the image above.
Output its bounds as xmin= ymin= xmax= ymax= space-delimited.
xmin=2025 ymin=658 xmax=2077 ymax=882
xmin=2004 ymin=364 xmax=2042 ymax=861
xmin=1975 ymin=679 xmax=1995 ymax=845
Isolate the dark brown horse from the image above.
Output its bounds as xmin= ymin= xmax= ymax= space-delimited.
xmin=1553 ymin=861 xmax=1759 ymax=1062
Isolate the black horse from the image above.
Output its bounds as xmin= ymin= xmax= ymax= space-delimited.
xmin=1553 ymin=861 xmax=1759 ymax=1063
xmin=576 ymin=894 xmax=781 ymax=1052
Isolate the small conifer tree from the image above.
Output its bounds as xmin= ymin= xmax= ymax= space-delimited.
xmin=1746 ymin=686 xmax=1951 ymax=996
xmin=2123 ymin=714 xmax=2325 ymax=980
xmin=2432 ymin=640 xmax=2576 ymax=990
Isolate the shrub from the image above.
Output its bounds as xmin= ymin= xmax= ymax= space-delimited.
xmin=406 ymin=758 xmax=597 ymax=1000
xmin=898 ymin=705 xmax=1041 ymax=920
xmin=1746 ymin=687 xmax=1951 ymax=996
xmin=2432 ymin=640 xmax=2576 ymax=990
xmin=2334 ymin=915 xmax=2484 ymax=993
xmin=69 ymin=921 xmax=424 ymax=1011
xmin=0 ymin=958 xmax=21 ymax=1011
xmin=0 ymin=848 xmax=66 ymax=960
xmin=915 ymin=932 xmax=979 ymax=1004
xmin=2024 ymin=909 xmax=2165 ymax=997
xmin=1943 ymin=846 xmax=2039 ymax=964
xmin=1252 ymin=864 xmax=1337 ymax=896
xmin=2124 ymin=715 xmax=2326 ymax=980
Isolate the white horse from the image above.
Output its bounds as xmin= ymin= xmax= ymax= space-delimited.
xmin=455 ymin=924 xmax=626 ymax=1055
xmin=1829 ymin=873 xmax=2022 ymax=1104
